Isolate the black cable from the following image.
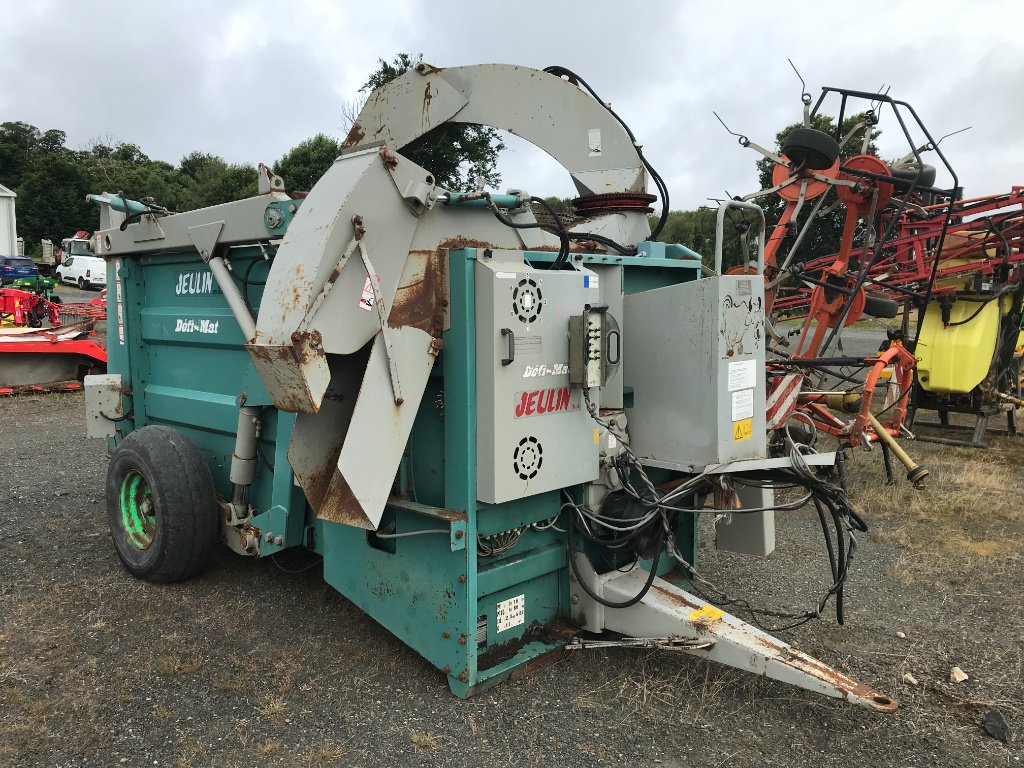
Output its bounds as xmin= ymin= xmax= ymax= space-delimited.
xmin=271 ymin=552 xmax=322 ymax=573
xmin=530 ymin=196 xmax=571 ymax=268
xmin=930 ymin=284 xmax=1017 ymax=329
xmin=117 ymin=192 xmax=170 ymax=231
xmin=713 ymin=468 xmax=864 ymax=627
xmin=581 ymin=381 xmax=864 ymax=627
xmin=873 ymin=382 xmax=914 ymax=420
xmin=543 ymin=66 xmax=670 ymax=241
xmin=256 ymin=440 xmax=275 ymax=472
xmin=814 ymin=497 xmax=839 ymax=586
xmin=566 ymin=232 xmax=637 ymax=256
xmin=100 ymin=408 xmax=134 ymax=423
xmin=943 ymin=300 xmax=989 ymax=327
xmin=489 ymin=196 xmax=570 ymax=267
xmin=232 ymin=258 xmax=270 ymax=286
xmin=568 ymin=505 xmax=665 ymax=609
xmin=226 ymin=255 xmax=272 ymax=314
xmin=828 ymin=501 xmax=847 ymax=625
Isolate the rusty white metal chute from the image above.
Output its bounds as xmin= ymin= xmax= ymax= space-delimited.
xmin=246 ymin=64 xmax=660 ymax=530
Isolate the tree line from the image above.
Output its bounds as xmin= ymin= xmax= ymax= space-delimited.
xmin=0 ymin=54 xmax=503 ymax=258
xmin=0 ymin=121 xmax=337 ymax=257
xmin=1 ymin=52 xmax=870 ymax=268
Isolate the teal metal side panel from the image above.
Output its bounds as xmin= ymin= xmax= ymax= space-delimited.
xmin=440 ymin=248 xmax=479 ymax=694
xmin=320 ymin=514 xmax=471 ymax=680
xmin=110 ymin=247 xmax=285 ymax=518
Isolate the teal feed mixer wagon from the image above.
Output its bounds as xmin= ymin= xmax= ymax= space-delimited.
xmin=84 ymin=63 xmax=896 ymax=712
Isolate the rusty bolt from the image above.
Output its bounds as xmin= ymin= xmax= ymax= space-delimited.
xmin=458 ymin=575 xmax=466 ymax=583
xmin=458 ymin=635 xmax=467 ymax=645
xmin=458 ymin=671 xmax=468 ymax=682
xmin=395 ymin=397 xmax=405 ymax=406
xmin=291 ymin=331 xmax=301 ymax=342
xmin=442 ymin=631 xmax=449 ymax=638
xmin=441 ymin=665 xmax=450 ymax=675
xmin=454 ymin=530 xmax=464 ymax=540
xmin=441 ymin=299 xmax=449 ymax=308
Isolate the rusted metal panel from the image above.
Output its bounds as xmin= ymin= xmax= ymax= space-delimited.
xmin=244 ymin=337 xmax=328 ymax=414
xmin=388 ymin=248 xmax=449 ymax=336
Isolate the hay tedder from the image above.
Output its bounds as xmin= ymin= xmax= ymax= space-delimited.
xmin=714 ymin=81 xmax=1024 ymax=473
xmin=773 ymin=186 xmax=1024 ymax=449
xmin=84 ymin=63 xmax=910 ymax=711
xmin=0 ymin=284 xmax=106 ymax=394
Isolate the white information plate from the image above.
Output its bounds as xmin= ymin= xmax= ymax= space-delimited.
xmin=731 ymin=388 xmax=754 ymax=421
xmin=495 ymin=594 xmax=526 ymax=633
xmin=727 ymin=359 xmax=757 ymax=392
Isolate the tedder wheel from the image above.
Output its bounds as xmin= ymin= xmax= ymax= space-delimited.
xmin=782 ymin=128 xmax=841 ymax=170
xmin=889 ymin=162 xmax=937 ymax=188
xmin=105 ymin=425 xmax=218 ymax=583
xmin=863 ymin=292 xmax=900 ymax=319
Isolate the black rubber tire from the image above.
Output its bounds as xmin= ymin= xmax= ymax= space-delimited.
xmin=782 ymin=127 xmax=841 ymax=170
xmin=863 ymin=292 xmax=900 ymax=319
xmin=105 ymin=425 xmax=218 ymax=583
xmin=77 ymin=277 xmax=86 ymax=289
xmin=889 ymin=162 xmax=937 ymax=188
xmin=54 ymin=272 xmax=62 ymax=284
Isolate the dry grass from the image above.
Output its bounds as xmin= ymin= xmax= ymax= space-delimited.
xmin=571 ymin=652 xmax=765 ymax=726
xmin=154 ymin=654 xmax=204 ymax=676
xmin=211 ymin=674 xmax=248 ymax=695
xmin=256 ymin=740 xmax=281 ymax=756
xmin=173 ymin=732 xmax=205 ymax=768
xmin=844 ymin=438 xmax=1024 ymax=584
xmin=255 ymin=694 xmax=288 ymax=721
xmin=0 ymin=690 xmax=52 ymax=762
xmin=409 ymin=730 xmax=440 ymax=751
xmin=303 ymin=741 xmax=344 ymax=766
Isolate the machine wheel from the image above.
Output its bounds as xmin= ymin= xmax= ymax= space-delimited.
xmin=78 ymin=277 xmax=86 ymax=289
xmin=889 ymin=162 xmax=937 ymax=188
xmin=782 ymin=128 xmax=841 ymax=170
xmin=105 ymin=426 xmax=218 ymax=583
xmin=54 ymin=271 xmax=63 ymax=284
xmin=863 ymin=292 xmax=899 ymax=319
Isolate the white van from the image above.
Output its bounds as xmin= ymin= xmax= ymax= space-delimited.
xmin=56 ymin=255 xmax=107 ymax=289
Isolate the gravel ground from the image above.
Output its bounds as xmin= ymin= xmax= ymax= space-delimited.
xmin=1 ymin=388 xmax=1021 ymax=767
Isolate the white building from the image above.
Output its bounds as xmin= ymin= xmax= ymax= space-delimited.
xmin=0 ymin=183 xmax=17 ymax=255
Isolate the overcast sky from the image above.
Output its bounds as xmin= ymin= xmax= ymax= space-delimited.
xmin=3 ymin=1 xmax=1023 ymax=210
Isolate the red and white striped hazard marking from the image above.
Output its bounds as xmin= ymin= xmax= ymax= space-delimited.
xmin=765 ymin=373 xmax=804 ymax=430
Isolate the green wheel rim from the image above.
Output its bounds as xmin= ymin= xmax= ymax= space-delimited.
xmin=119 ymin=470 xmax=156 ymax=549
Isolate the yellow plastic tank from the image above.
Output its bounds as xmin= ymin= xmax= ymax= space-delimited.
xmin=916 ymin=298 xmax=1000 ymax=394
